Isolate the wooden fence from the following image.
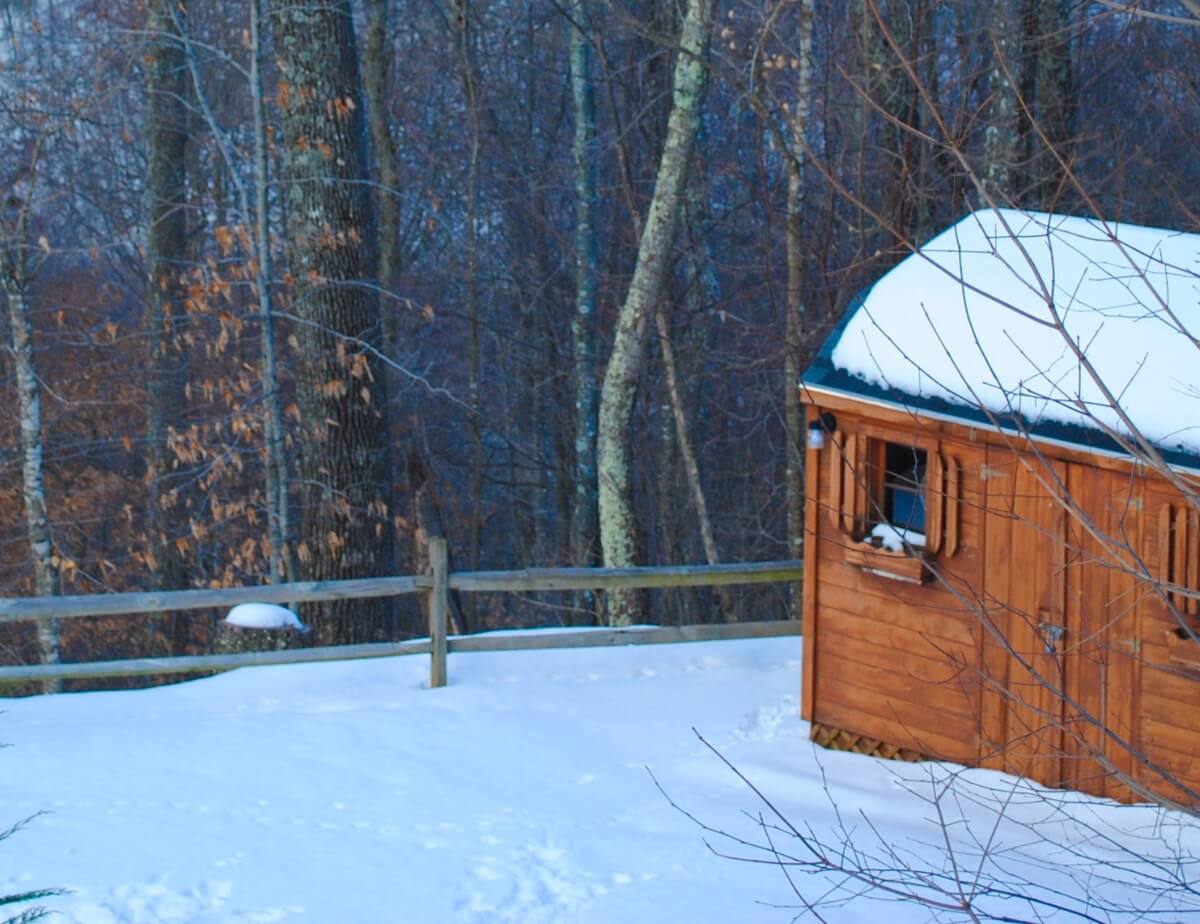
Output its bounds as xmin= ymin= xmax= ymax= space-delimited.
xmin=0 ymin=540 xmax=804 ymax=687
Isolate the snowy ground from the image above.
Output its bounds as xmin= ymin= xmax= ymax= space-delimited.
xmin=2 ymin=636 xmax=1198 ymax=923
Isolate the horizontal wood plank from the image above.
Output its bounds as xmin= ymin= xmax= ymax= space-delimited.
xmin=814 ymin=646 xmax=978 ymax=725
xmin=816 ymin=578 xmax=978 ymax=648
xmin=445 ymin=561 xmax=805 ymax=593
xmin=0 ymin=620 xmax=801 ymax=681
xmin=0 ymin=640 xmax=432 ymax=681
xmin=812 ymin=684 xmax=977 ymax=763
xmin=817 ymin=603 xmax=976 ymax=668
xmin=448 ymin=621 xmax=801 ymax=652
xmin=0 ymin=561 xmax=805 ymax=624
xmin=0 ymin=576 xmax=423 ymax=623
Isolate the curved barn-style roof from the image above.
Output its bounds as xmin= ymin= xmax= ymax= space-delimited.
xmin=802 ymin=209 xmax=1200 ymax=470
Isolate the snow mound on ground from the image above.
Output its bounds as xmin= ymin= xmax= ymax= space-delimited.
xmin=224 ymin=603 xmax=308 ymax=632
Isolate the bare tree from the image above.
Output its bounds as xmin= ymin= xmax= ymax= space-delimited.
xmin=1 ymin=158 xmax=58 ymax=685
xmin=569 ymin=0 xmax=601 ymax=580
xmin=598 ymin=0 xmax=711 ymax=625
xmin=784 ymin=0 xmax=816 ymax=619
xmin=143 ymin=0 xmax=191 ymax=593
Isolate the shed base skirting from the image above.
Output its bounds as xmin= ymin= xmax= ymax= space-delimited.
xmin=810 ymin=721 xmax=931 ymax=763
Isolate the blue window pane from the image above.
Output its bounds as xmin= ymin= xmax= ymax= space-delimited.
xmin=889 ymin=489 xmax=926 ymax=532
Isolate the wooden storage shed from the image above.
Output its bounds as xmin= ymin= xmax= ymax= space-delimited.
xmin=799 ymin=210 xmax=1200 ymax=805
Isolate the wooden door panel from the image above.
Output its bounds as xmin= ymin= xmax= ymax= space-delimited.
xmin=983 ymin=450 xmax=1068 ymax=785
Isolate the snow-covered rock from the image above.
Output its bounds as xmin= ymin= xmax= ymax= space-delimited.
xmin=224 ymin=603 xmax=309 ymax=632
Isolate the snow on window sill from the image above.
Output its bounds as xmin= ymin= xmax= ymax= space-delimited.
xmin=844 ymin=523 xmax=932 ymax=585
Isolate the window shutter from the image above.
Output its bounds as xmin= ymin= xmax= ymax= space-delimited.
xmin=1159 ymin=502 xmax=1200 ymax=615
xmin=828 ymin=431 xmax=844 ymax=529
xmin=1175 ymin=504 xmax=1190 ymax=614
xmin=926 ymin=451 xmax=961 ymax=557
xmin=944 ymin=457 xmax=961 ymax=557
xmin=926 ymin=452 xmax=944 ymax=554
xmin=1159 ymin=502 xmax=1174 ymax=607
xmin=842 ymin=433 xmax=860 ymax=535
xmin=1161 ymin=499 xmax=1171 ymax=600
xmin=1188 ymin=507 xmax=1199 ymax=617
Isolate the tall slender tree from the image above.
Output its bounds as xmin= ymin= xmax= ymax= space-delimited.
xmin=785 ymin=0 xmax=816 ymax=620
xmin=1030 ymin=0 xmax=1075 ymax=209
xmin=248 ymin=0 xmax=294 ymax=584
xmin=597 ymin=0 xmax=711 ymax=626
xmin=569 ymin=0 xmax=601 ymax=579
xmin=144 ymin=0 xmax=191 ymax=593
xmin=982 ymin=0 xmax=1020 ymax=202
xmin=451 ymin=0 xmax=486 ymax=608
xmin=1 ymin=164 xmax=58 ymax=683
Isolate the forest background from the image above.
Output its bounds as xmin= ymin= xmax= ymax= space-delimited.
xmin=0 ymin=0 xmax=1190 ymax=680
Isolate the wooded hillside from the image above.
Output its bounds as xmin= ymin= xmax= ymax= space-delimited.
xmin=0 ymin=0 xmax=1195 ymax=671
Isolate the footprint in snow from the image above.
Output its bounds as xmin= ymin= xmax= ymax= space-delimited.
xmin=733 ymin=695 xmax=800 ymax=743
xmin=455 ymin=837 xmax=603 ymax=923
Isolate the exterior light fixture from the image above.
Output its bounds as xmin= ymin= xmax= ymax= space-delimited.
xmin=807 ymin=412 xmax=837 ymax=450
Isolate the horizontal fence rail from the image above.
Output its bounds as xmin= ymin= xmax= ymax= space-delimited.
xmin=0 ymin=576 xmax=424 ymax=623
xmin=0 ymin=547 xmax=804 ymax=687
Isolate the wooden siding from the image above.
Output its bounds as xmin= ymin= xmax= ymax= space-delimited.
xmin=804 ymin=398 xmax=1200 ymax=806
xmin=807 ymin=410 xmax=985 ymax=765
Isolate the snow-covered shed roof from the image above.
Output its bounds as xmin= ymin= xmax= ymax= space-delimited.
xmin=802 ymin=209 xmax=1200 ymax=469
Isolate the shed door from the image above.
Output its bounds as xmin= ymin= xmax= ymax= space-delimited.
xmin=982 ymin=451 xmax=1067 ymax=785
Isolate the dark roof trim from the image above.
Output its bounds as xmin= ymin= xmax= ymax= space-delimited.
xmin=802 ymin=290 xmax=1200 ymax=474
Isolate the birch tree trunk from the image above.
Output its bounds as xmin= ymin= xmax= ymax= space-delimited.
xmin=4 ymin=279 xmax=58 ymax=682
xmin=982 ymin=0 xmax=1019 ymax=202
xmin=785 ymin=0 xmax=815 ymax=621
xmin=270 ymin=0 xmax=395 ymax=644
xmin=144 ymin=0 xmax=190 ymax=593
xmin=597 ymin=0 xmax=710 ymax=626
xmin=569 ymin=0 xmax=600 ymax=580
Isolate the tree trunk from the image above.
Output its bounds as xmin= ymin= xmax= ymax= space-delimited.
xmin=269 ymin=0 xmax=395 ymax=645
xmin=4 ymin=280 xmax=58 ymax=681
xmin=144 ymin=0 xmax=190 ymax=595
xmin=569 ymin=0 xmax=601 ymax=602
xmin=597 ymin=0 xmax=710 ymax=626
xmin=452 ymin=0 xmax=485 ymax=609
xmin=982 ymin=0 xmax=1019 ymax=202
xmin=364 ymin=0 xmax=403 ymax=323
xmin=1031 ymin=0 xmax=1075 ymax=209
xmin=249 ymin=0 xmax=294 ymax=586
xmin=654 ymin=307 xmax=733 ymax=619
xmin=173 ymin=0 xmax=294 ymax=599
xmin=785 ymin=0 xmax=815 ymax=621
xmin=363 ymin=0 xmax=412 ymax=580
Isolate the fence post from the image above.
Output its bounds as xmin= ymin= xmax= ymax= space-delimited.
xmin=428 ymin=537 xmax=448 ymax=688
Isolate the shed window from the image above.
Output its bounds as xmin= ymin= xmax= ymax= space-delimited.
xmin=826 ymin=427 xmax=959 ymax=560
xmin=883 ymin=444 xmax=927 ymax=533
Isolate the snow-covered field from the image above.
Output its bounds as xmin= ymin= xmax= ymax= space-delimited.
xmin=3 ymin=636 xmax=1197 ymax=923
